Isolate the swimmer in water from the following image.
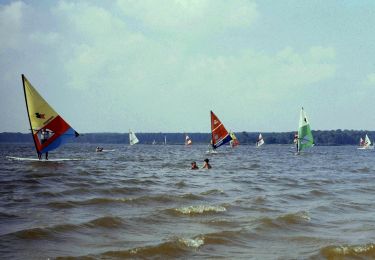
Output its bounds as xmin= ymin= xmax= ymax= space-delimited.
xmin=202 ymin=158 xmax=212 ymax=169
xmin=191 ymin=161 xmax=199 ymax=170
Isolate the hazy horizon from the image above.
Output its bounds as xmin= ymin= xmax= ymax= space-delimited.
xmin=1 ymin=1 xmax=375 ymax=133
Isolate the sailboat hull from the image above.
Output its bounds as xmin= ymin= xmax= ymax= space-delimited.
xmin=357 ymin=146 xmax=374 ymax=150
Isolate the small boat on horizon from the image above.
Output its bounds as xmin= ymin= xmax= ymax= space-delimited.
xmin=185 ymin=134 xmax=192 ymax=146
xmin=129 ymin=130 xmax=139 ymax=146
xmin=256 ymin=133 xmax=264 ymax=147
xmin=358 ymin=134 xmax=374 ymax=149
xmin=229 ymin=131 xmax=239 ymax=148
xmin=296 ymin=107 xmax=314 ymax=154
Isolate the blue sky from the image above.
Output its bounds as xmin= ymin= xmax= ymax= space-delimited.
xmin=1 ymin=0 xmax=375 ymax=133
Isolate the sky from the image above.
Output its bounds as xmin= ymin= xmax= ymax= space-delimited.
xmin=1 ymin=0 xmax=375 ymax=133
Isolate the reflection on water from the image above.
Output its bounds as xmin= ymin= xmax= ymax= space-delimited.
xmin=0 ymin=143 xmax=375 ymax=259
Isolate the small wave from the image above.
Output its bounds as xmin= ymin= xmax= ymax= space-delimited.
xmin=61 ymin=188 xmax=92 ymax=196
xmin=275 ymin=211 xmax=311 ymax=224
xmin=36 ymin=191 xmax=64 ymax=198
xmin=47 ymin=194 xmax=201 ymax=209
xmin=13 ymin=227 xmax=52 ymax=239
xmin=84 ymin=216 xmax=124 ymax=228
xmin=9 ymin=216 xmax=125 ymax=240
xmin=97 ymin=187 xmax=145 ymax=195
xmin=0 ymin=212 xmax=18 ymax=219
xmin=201 ymin=230 xmax=246 ymax=246
xmin=46 ymin=198 xmax=134 ymax=209
xmin=25 ymin=173 xmax=61 ymax=178
xmin=121 ymin=179 xmax=157 ymax=185
xmin=309 ymin=189 xmax=328 ymax=196
xmin=101 ymin=236 xmax=203 ymax=258
xmin=11 ymin=223 xmax=77 ymax=239
xmin=319 ymin=243 xmax=375 ymax=258
xmin=249 ymin=163 xmax=261 ymax=169
xmin=21 ymin=179 xmax=40 ymax=184
xmin=175 ymin=180 xmax=187 ymax=188
xmin=253 ymin=196 xmax=267 ymax=204
xmin=256 ymin=211 xmax=311 ymax=230
xmin=167 ymin=205 xmax=226 ymax=216
xmin=201 ymin=218 xmax=241 ymax=228
xmin=357 ymin=167 xmax=371 ymax=173
xmin=179 ymin=193 xmax=203 ymax=200
xmin=200 ymin=189 xmax=226 ymax=196
xmin=46 ymin=201 xmax=76 ymax=209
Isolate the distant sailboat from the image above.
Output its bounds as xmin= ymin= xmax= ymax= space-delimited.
xmin=358 ymin=134 xmax=374 ymax=149
xmin=185 ymin=134 xmax=192 ymax=145
xmin=296 ymin=107 xmax=314 ymax=153
xmin=210 ymin=111 xmax=232 ymax=151
xmin=164 ymin=135 xmax=167 ymax=145
xmin=256 ymin=133 xmax=264 ymax=147
xmin=129 ymin=130 xmax=139 ymax=145
xmin=22 ymin=75 xmax=79 ymax=159
xmin=229 ymin=131 xmax=239 ymax=148
xmin=152 ymin=139 xmax=156 ymax=145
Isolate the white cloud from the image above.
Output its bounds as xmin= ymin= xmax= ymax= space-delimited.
xmin=0 ymin=1 xmax=26 ymax=50
xmin=116 ymin=0 xmax=258 ymax=36
xmin=183 ymin=47 xmax=336 ymax=100
xmin=0 ymin=1 xmax=338 ymax=132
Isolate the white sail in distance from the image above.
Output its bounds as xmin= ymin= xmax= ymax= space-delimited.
xmin=129 ymin=130 xmax=139 ymax=146
xmin=256 ymin=133 xmax=264 ymax=147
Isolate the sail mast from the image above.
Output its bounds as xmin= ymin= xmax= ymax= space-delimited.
xmin=22 ymin=74 xmax=38 ymax=155
xmin=210 ymin=111 xmax=215 ymax=149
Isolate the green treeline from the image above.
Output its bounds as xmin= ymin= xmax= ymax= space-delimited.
xmin=0 ymin=130 xmax=373 ymax=145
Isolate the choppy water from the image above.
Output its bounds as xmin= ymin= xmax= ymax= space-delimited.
xmin=1 ymin=143 xmax=375 ymax=259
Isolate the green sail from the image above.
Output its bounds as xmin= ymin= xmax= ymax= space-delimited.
xmin=298 ymin=107 xmax=314 ymax=152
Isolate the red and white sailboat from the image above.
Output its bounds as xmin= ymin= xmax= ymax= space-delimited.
xmin=358 ymin=134 xmax=374 ymax=150
xmin=209 ymin=111 xmax=232 ymax=151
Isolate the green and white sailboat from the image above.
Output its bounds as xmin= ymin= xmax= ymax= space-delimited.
xmin=297 ymin=107 xmax=314 ymax=153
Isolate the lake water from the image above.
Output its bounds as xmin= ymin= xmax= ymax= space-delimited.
xmin=0 ymin=143 xmax=374 ymax=259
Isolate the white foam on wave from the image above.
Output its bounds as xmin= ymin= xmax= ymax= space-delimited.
xmin=178 ymin=237 xmax=204 ymax=248
xmin=333 ymin=244 xmax=374 ymax=254
xmin=175 ymin=205 xmax=226 ymax=214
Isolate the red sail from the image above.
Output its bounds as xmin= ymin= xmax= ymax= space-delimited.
xmin=210 ymin=111 xmax=231 ymax=149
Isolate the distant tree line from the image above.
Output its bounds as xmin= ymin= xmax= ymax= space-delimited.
xmin=1 ymin=130 xmax=374 ymax=146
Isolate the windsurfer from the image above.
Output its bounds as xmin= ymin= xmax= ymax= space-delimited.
xmin=202 ymin=158 xmax=212 ymax=169
xmin=39 ymin=129 xmax=52 ymax=160
xmin=294 ymin=133 xmax=299 ymax=153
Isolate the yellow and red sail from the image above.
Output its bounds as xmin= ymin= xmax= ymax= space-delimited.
xmin=22 ymin=75 xmax=79 ymax=154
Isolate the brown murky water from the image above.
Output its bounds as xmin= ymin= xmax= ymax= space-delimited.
xmin=0 ymin=143 xmax=374 ymax=259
